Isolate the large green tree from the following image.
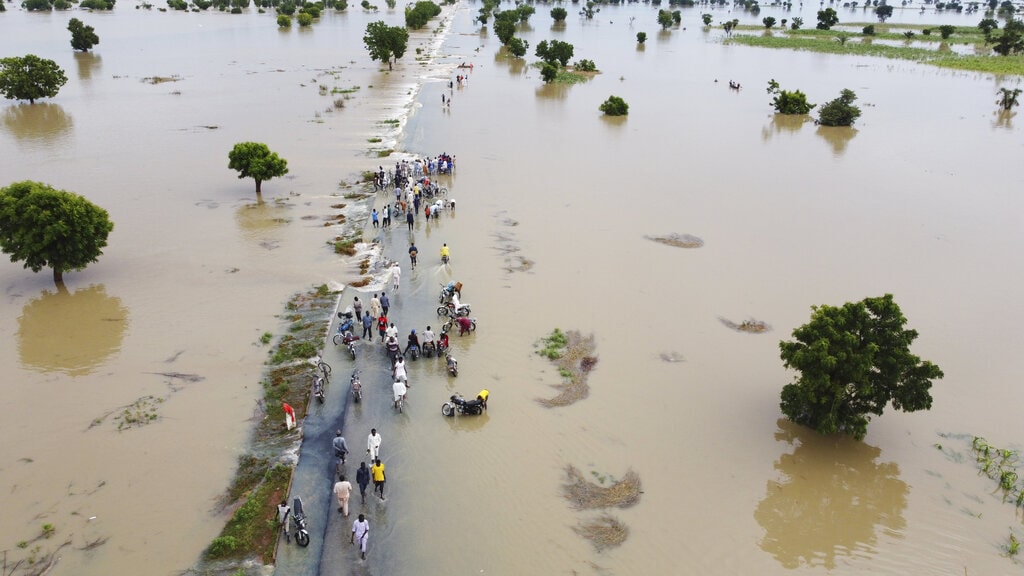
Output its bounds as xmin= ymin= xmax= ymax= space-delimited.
xmin=0 ymin=55 xmax=69 ymax=104
xmin=816 ymin=7 xmax=838 ymax=30
xmin=0 ymin=181 xmax=114 ymax=286
xmin=535 ymin=39 xmax=574 ymax=67
xmin=874 ymin=4 xmax=893 ymax=22
xmin=817 ymin=88 xmax=862 ymax=126
xmin=779 ymin=294 xmax=943 ymax=440
xmin=68 ymin=18 xmax=100 ymax=52
xmin=363 ymin=20 xmax=410 ymax=70
xmin=767 ymin=79 xmax=815 ymax=115
xmin=228 ymin=142 xmax=289 ymax=196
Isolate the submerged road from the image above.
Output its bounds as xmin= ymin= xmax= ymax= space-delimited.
xmin=274 ymin=196 xmax=457 ymax=575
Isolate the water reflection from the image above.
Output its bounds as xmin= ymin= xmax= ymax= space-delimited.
xmin=754 ymin=420 xmax=908 ymax=569
xmin=992 ymin=110 xmax=1015 ymax=130
xmin=17 ymin=285 xmax=129 ymax=376
xmin=492 ymin=49 xmax=527 ymax=77
xmin=235 ymin=199 xmax=292 ymax=241
xmin=75 ymin=52 xmax=102 ymax=81
xmin=1 ymin=103 xmax=73 ymax=142
xmin=535 ymin=82 xmax=571 ymax=100
xmin=816 ymin=125 xmax=857 ymax=156
xmin=761 ymin=113 xmax=811 ymax=142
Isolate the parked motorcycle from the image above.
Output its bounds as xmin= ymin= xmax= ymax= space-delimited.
xmin=438 ymin=282 xmax=462 ymax=304
xmin=289 ymin=496 xmax=311 ymax=547
xmin=445 ymin=353 xmax=458 ymax=377
xmin=350 ymin=370 xmax=363 ymax=403
xmin=333 ymin=330 xmax=358 ymax=359
xmin=441 ymin=391 xmax=488 ymax=417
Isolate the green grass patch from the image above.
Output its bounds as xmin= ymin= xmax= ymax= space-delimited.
xmin=205 ymin=463 xmax=292 ymax=561
xmin=536 ymin=328 xmax=568 ymax=359
xmin=331 ymin=85 xmax=361 ymax=94
xmin=727 ymin=31 xmax=1024 ymax=76
xmin=367 ymin=137 xmax=382 ymax=143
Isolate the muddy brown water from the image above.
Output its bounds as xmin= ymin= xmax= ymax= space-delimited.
xmin=2 ymin=3 xmax=1023 ymax=575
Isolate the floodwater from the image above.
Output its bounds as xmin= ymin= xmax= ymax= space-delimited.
xmin=2 ymin=2 xmax=1023 ymax=575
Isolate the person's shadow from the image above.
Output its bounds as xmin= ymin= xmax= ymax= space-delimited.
xmin=753 ymin=419 xmax=908 ymax=569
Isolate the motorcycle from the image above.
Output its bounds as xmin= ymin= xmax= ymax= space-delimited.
xmin=312 ymin=373 xmax=326 ymax=403
xmin=406 ymin=344 xmax=420 ymax=361
xmin=435 ymin=335 xmax=450 ymax=356
xmin=445 ymin=353 xmax=458 ymax=377
xmin=441 ymin=392 xmax=484 ymax=416
xmin=336 ymin=311 xmax=355 ymax=333
xmin=386 ymin=340 xmax=401 ymax=367
xmin=288 ymin=497 xmax=311 ymax=547
xmin=422 ymin=340 xmax=437 ymax=358
xmin=436 ymin=301 xmax=472 ymax=318
xmin=350 ymin=370 xmax=363 ymax=403
xmin=438 ymin=281 xmax=463 ymax=304
xmin=333 ymin=330 xmax=359 ymax=359
xmin=442 ymin=317 xmax=477 ymax=335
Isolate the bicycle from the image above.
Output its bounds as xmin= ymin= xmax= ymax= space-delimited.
xmin=317 ymin=358 xmax=332 ymax=381
xmin=312 ymin=372 xmax=326 ymax=403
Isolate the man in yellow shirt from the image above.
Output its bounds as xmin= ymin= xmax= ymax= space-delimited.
xmin=440 ymin=243 xmax=450 ymax=264
xmin=371 ymin=459 xmax=386 ymax=501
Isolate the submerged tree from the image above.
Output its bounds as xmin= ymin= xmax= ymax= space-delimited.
xmin=0 ymin=181 xmax=114 ymax=286
xmin=363 ymin=20 xmax=410 ymax=70
xmin=68 ymin=18 xmax=100 ymax=52
xmin=599 ymin=95 xmax=629 ymax=116
xmin=550 ymin=6 xmax=567 ymax=21
xmin=874 ymin=4 xmax=892 ymax=22
xmin=816 ymin=7 xmax=838 ymax=29
xmin=535 ymin=39 xmax=574 ymax=67
xmin=657 ymin=9 xmax=674 ymax=29
xmin=228 ymin=142 xmax=289 ymax=196
xmin=767 ymin=79 xmax=815 ymax=114
xmin=636 ymin=31 xmax=647 ymax=44
xmin=779 ymin=294 xmax=943 ymax=440
xmin=997 ymin=87 xmax=1021 ymax=110
xmin=817 ymin=88 xmax=862 ymax=126
xmin=507 ymin=37 xmax=528 ymax=58
xmin=0 ymin=55 xmax=68 ymax=104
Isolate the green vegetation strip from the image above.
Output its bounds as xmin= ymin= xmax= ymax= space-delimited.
xmin=726 ymin=33 xmax=1024 ymax=76
xmin=200 ymin=284 xmax=337 ymax=567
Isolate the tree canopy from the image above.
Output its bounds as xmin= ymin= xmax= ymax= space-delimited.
xmin=405 ymin=0 xmax=440 ymax=29
xmin=816 ymin=7 xmax=838 ymax=30
xmin=227 ymin=142 xmax=289 ymax=196
xmin=0 ymin=55 xmax=69 ymax=104
xmin=779 ymin=294 xmax=943 ymax=440
xmin=874 ymin=4 xmax=893 ymax=22
xmin=69 ymin=18 xmax=100 ymax=52
xmin=599 ymin=95 xmax=629 ymax=116
xmin=767 ymin=79 xmax=815 ymax=115
xmin=817 ymin=88 xmax=862 ymax=126
xmin=535 ymin=39 xmax=574 ymax=67
xmin=0 ymin=181 xmax=114 ymax=286
xmin=363 ymin=20 xmax=410 ymax=70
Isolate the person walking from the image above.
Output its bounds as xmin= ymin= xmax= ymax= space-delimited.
xmin=361 ymin=311 xmax=373 ymax=340
xmin=350 ymin=513 xmax=370 ymax=560
xmin=393 ymin=355 xmax=408 ymax=383
xmin=408 ymin=242 xmax=418 ymax=269
xmin=380 ymin=292 xmax=390 ymax=317
xmin=391 ymin=263 xmax=401 ymax=293
xmin=356 ymin=462 xmax=371 ymax=504
xmin=377 ymin=314 xmax=388 ymax=343
xmin=367 ymin=428 xmax=382 ymax=461
xmin=371 ymin=208 xmax=379 ymax=229
xmin=370 ymin=294 xmax=382 ymax=321
xmin=352 ymin=297 xmax=363 ymax=323
xmin=371 ymin=458 xmax=386 ymax=501
xmin=334 ymin=474 xmax=353 ymax=516
xmin=406 ymin=209 xmax=414 ymax=231
xmin=333 ymin=430 xmax=349 ymax=462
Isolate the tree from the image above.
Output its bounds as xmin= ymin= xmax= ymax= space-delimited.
xmin=938 ymin=24 xmax=955 ymax=39
xmin=277 ymin=14 xmax=291 ymax=26
xmin=997 ymin=87 xmax=1021 ymax=110
xmin=988 ymin=18 xmax=1024 ymax=55
xmin=494 ymin=15 xmax=516 ymax=45
xmin=791 ymin=16 xmax=803 ymax=30
xmin=405 ymin=0 xmax=440 ymax=29
xmin=702 ymin=12 xmax=713 ymax=26
xmin=779 ymin=294 xmax=943 ymax=441
xmin=68 ymin=18 xmax=100 ymax=52
xmin=507 ymin=37 xmax=528 ymax=58
xmin=22 ymin=0 xmax=53 ymax=11
xmin=874 ymin=4 xmax=892 ymax=21
xmin=363 ymin=20 xmax=409 ymax=70
xmin=763 ymin=16 xmax=777 ymax=28
xmin=637 ymin=31 xmax=648 ymax=44
xmin=817 ymin=88 xmax=862 ymax=126
xmin=0 ymin=55 xmax=69 ymax=104
xmin=540 ymin=62 xmax=558 ymax=83
xmin=978 ymin=18 xmax=999 ymax=36
xmin=657 ymin=9 xmax=674 ymax=29
xmin=228 ymin=142 xmax=289 ymax=196
xmin=816 ymin=7 xmax=838 ymax=29
xmin=297 ymin=11 xmax=313 ymax=25
xmin=550 ymin=6 xmax=567 ymax=21
xmin=0 ymin=181 xmax=114 ymax=286
xmin=599 ymin=95 xmax=629 ymax=116
xmin=767 ymin=79 xmax=815 ymax=114
xmin=535 ymin=39 xmax=574 ymax=66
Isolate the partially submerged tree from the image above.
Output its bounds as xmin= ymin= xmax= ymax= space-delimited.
xmin=987 ymin=18 xmax=1024 ymax=55
xmin=763 ymin=16 xmax=777 ymax=29
xmin=0 ymin=55 xmax=68 ymax=104
xmin=874 ymin=4 xmax=893 ymax=22
xmin=779 ymin=294 xmax=943 ymax=440
xmin=701 ymin=12 xmax=713 ymax=26
xmin=767 ymin=79 xmax=815 ymax=114
xmin=363 ymin=20 xmax=410 ymax=70
xmin=405 ymin=0 xmax=440 ymax=29
xmin=599 ymin=95 xmax=628 ymax=116
xmin=817 ymin=88 xmax=862 ymax=126
xmin=550 ymin=6 xmax=567 ymax=22
xmin=507 ymin=37 xmax=528 ymax=58
xmin=657 ymin=9 xmax=674 ymax=29
xmin=997 ymin=87 xmax=1021 ymax=110
xmin=816 ymin=7 xmax=838 ymax=30
xmin=0 ymin=181 xmax=114 ymax=286
xmin=228 ymin=142 xmax=289 ymax=196
xmin=636 ymin=31 xmax=647 ymax=44
xmin=535 ymin=39 xmax=574 ymax=67
xmin=68 ymin=18 xmax=100 ymax=52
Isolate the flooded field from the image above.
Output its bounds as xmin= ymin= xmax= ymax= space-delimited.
xmin=1 ymin=1 xmax=1023 ymax=575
